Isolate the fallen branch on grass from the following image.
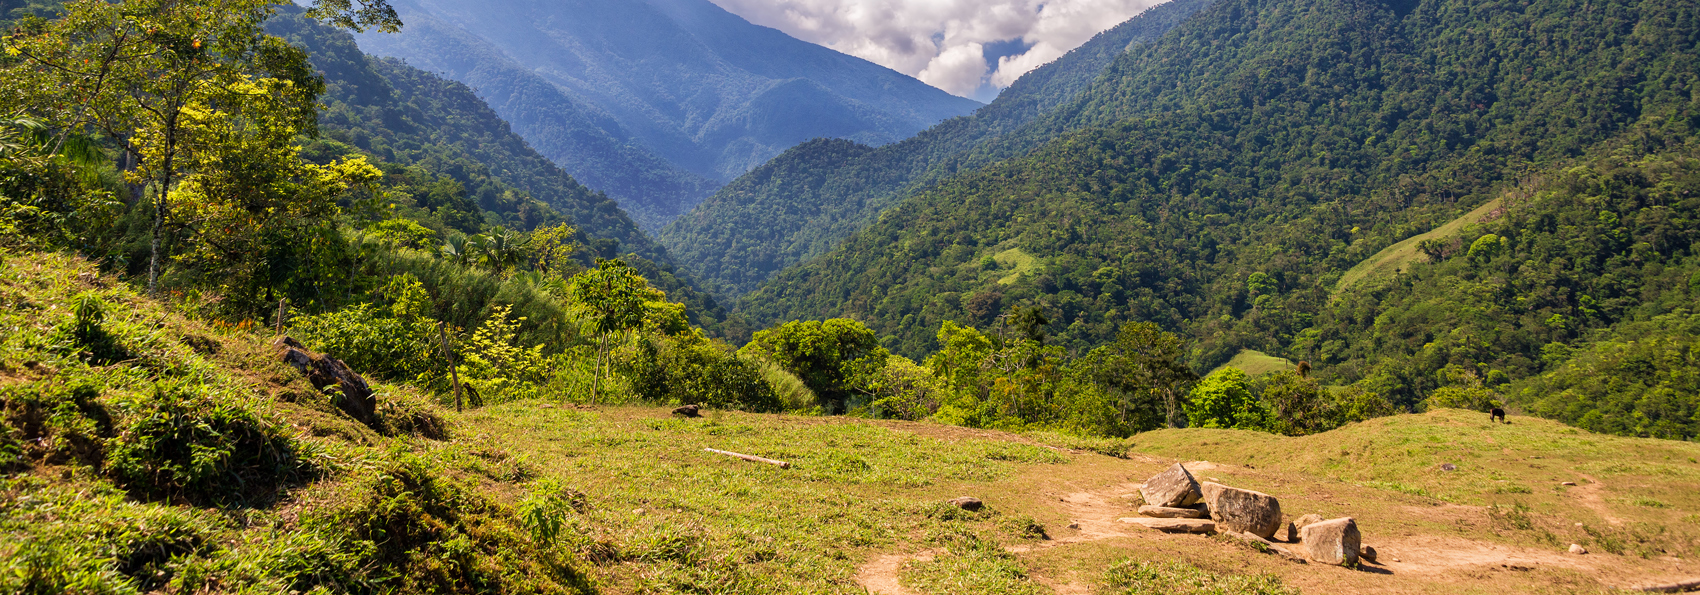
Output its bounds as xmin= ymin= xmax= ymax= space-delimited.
xmin=705 ymin=448 xmax=791 ymax=469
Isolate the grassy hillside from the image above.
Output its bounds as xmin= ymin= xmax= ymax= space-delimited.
xmin=1330 ymin=197 xmax=1505 ymax=299
xmin=657 ymin=0 xmax=1214 ymax=298
xmin=7 ymin=250 xmax=1697 ymax=593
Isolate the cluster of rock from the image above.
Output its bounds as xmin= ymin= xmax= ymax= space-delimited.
xmin=1119 ymin=463 xmax=1373 ymax=567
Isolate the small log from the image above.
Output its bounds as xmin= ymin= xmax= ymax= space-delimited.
xmin=704 ymin=448 xmax=790 ymax=468
xmin=1629 ymin=578 xmax=1700 ymax=593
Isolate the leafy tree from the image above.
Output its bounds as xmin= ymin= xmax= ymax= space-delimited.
xmin=739 ymin=318 xmax=889 ymax=414
xmin=568 ymin=258 xmax=663 ymax=402
xmin=1098 ymin=322 xmax=1197 ymax=428
xmin=1184 ymin=368 xmax=1269 ymax=430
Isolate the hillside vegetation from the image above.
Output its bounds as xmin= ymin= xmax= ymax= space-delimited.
xmin=659 ymin=0 xmax=1214 ymax=298
xmin=736 ymin=0 xmax=1700 ymax=434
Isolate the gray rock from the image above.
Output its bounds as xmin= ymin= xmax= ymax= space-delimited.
xmin=1140 ymin=463 xmax=1202 ymax=508
xmin=1200 ymin=482 xmax=1284 ymax=540
xmin=1361 ymin=545 xmax=1378 ymax=563
xmin=1293 ymin=513 xmax=1325 ymax=531
xmin=1139 ymin=505 xmax=1205 ymax=518
xmin=947 ymin=496 xmax=984 ymax=511
xmin=1569 ymin=543 xmax=1587 ymax=555
xmin=1299 ymin=517 xmax=1362 ymax=566
xmin=1286 ymin=521 xmax=1299 ymax=543
xmin=1118 ymin=517 xmax=1216 ymax=534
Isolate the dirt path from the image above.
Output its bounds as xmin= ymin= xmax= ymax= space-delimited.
xmin=852 ymin=474 xmax=1693 ymax=595
xmin=1568 ymin=472 xmax=1625 ymax=525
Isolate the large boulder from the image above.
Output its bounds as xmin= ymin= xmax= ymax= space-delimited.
xmin=1300 ymin=517 xmax=1362 ymax=566
xmin=1140 ymin=463 xmax=1202 ymax=508
xmin=1199 ymin=482 xmax=1283 ymax=540
xmin=274 ymin=336 xmax=376 ymax=424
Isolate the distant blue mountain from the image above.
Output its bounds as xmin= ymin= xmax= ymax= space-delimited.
xmin=352 ymin=0 xmax=982 ymax=230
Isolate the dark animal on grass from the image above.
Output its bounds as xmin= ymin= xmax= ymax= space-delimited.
xmin=672 ymin=404 xmax=701 ymax=418
xmin=1490 ymin=408 xmax=1506 ymax=423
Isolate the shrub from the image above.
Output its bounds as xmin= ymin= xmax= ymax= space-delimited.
xmin=628 ymin=333 xmax=781 ymax=412
xmin=105 ymin=384 xmax=311 ymax=505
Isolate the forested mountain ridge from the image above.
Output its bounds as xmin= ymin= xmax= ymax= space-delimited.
xmin=659 ymin=0 xmax=1216 ymax=298
xmin=737 ymin=0 xmax=1699 ymax=420
xmin=268 ymin=9 xmax=729 ymax=329
xmin=338 ymin=6 xmax=719 ymax=233
xmin=351 ymin=0 xmax=981 ymax=228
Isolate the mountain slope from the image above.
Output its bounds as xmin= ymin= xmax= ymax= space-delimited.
xmin=339 ymin=7 xmax=718 ymax=233
xmin=268 ymin=10 xmax=729 ymax=328
xmin=659 ymin=0 xmax=1215 ymax=297
xmin=735 ymin=0 xmax=1700 ymax=401
xmin=350 ymin=0 xmax=981 ymax=227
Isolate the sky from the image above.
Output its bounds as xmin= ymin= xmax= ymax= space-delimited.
xmin=705 ymin=0 xmax=1164 ymax=101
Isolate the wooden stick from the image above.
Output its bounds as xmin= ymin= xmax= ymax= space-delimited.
xmin=1628 ymin=578 xmax=1700 ymax=593
xmin=438 ymin=321 xmax=463 ymax=413
xmin=274 ymin=298 xmax=288 ymax=335
xmin=704 ymin=448 xmax=790 ymax=469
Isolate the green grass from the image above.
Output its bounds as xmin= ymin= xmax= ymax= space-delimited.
xmin=1208 ymin=349 xmax=1296 ymax=377
xmin=1130 ymin=408 xmax=1700 ymax=557
xmin=461 ymin=403 xmax=1066 ymax=593
xmin=1100 ymin=559 xmax=1298 ymax=595
xmin=993 ymin=248 xmax=1041 ymax=285
xmin=1331 ymin=197 xmax=1503 ymax=299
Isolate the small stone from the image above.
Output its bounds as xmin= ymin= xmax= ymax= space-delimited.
xmin=1067 ymin=522 xmax=1081 ymax=530
xmin=1560 ymin=481 xmax=1576 ymax=486
xmin=1140 ymin=463 xmax=1203 ymax=508
xmin=1293 ymin=513 xmax=1325 ymax=532
xmin=1285 ymin=521 xmax=1299 ymax=543
xmin=1361 ymin=545 xmax=1378 ymax=563
xmin=1118 ymin=517 xmax=1216 ymax=534
xmin=633 ymin=508 xmax=644 ymax=515
xmin=1569 ymin=544 xmax=1588 ymax=555
xmin=672 ymin=404 xmax=702 ymax=417
xmin=1575 ymin=523 xmax=1584 ymax=527
xmin=1139 ymin=505 xmax=1205 ymax=518
xmin=947 ymin=496 xmax=984 ymax=511
xmin=1299 ymin=517 xmax=1362 ymax=566
xmin=1440 ymin=463 xmax=1458 ymax=471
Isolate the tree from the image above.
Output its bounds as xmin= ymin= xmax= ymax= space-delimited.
xmin=739 ymin=318 xmax=888 ymax=414
xmin=1100 ymin=321 xmax=1197 ymax=428
xmin=1 ymin=0 xmax=398 ymax=293
xmin=1184 ymin=368 xmax=1269 ymax=430
xmin=568 ymin=258 xmax=663 ymax=402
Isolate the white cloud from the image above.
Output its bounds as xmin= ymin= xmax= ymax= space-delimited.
xmin=706 ymin=0 xmax=1164 ymax=98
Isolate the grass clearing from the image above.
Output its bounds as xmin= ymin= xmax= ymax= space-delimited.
xmin=994 ymin=248 xmax=1041 ymax=285
xmin=1332 ymin=197 xmax=1503 ymax=299
xmin=1209 ymin=349 xmax=1297 ymax=377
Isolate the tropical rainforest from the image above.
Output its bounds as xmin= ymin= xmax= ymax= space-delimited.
xmin=1 ymin=0 xmax=1699 ymax=589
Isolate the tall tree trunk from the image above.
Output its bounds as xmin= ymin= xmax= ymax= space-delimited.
xmin=147 ymin=129 xmax=174 ymax=295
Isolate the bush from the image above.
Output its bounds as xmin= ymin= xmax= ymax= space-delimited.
xmin=628 ymin=333 xmax=781 ymax=412
xmin=0 ymin=378 xmax=112 ymax=470
xmin=301 ymin=452 xmax=595 ymax=594
xmin=105 ymin=384 xmax=312 ymax=505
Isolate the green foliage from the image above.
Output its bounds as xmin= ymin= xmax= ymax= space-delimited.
xmin=739 ymin=318 xmax=889 ymax=414
xmin=1101 ymin=560 xmax=1298 ymax=595
xmin=1185 ymin=368 xmax=1269 ymax=430
xmin=1518 ymin=312 xmax=1700 ymax=439
xmin=626 ymin=333 xmax=782 ymax=412
xmin=1425 ymin=386 xmax=1504 ymax=412
xmin=658 ymin=0 xmax=1213 ymax=297
xmin=105 ymin=384 xmax=311 ymax=505
xmin=1252 ymin=373 xmax=1396 ymax=436
xmin=303 ymin=452 xmax=593 ymax=594
xmin=457 ymin=305 xmax=550 ymax=404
